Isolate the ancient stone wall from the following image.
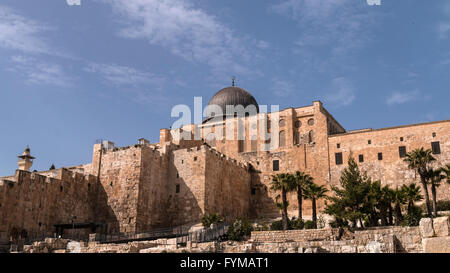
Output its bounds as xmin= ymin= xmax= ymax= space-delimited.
xmin=328 ymin=120 xmax=450 ymax=200
xmin=0 ymin=169 xmax=98 ymax=241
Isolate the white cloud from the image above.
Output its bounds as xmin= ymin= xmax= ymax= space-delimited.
xmin=386 ymin=90 xmax=421 ymax=106
xmin=8 ymin=55 xmax=74 ymax=87
xmin=0 ymin=5 xmax=53 ymax=54
xmin=270 ymin=0 xmax=378 ymax=56
xmin=270 ymin=78 xmax=295 ymax=97
xmin=325 ymin=77 xmax=356 ymax=106
xmin=438 ymin=22 xmax=450 ymax=40
xmin=66 ymin=0 xmax=81 ymax=6
xmin=84 ymin=62 xmax=164 ymax=87
xmin=103 ymin=0 xmax=254 ymax=75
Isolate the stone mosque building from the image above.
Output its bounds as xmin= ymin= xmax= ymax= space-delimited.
xmin=0 ymin=85 xmax=449 ymax=239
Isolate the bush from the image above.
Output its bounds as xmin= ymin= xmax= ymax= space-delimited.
xmin=401 ymin=206 xmax=423 ymax=227
xmin=270 ymin=220 xmax=285 ymax=230
xmin=329 ymin=218 xmax=349 ymax=228
xmin=201 ymin=213 xmax=224 ymax=228
xmin=436 ymin=200 xmax=450 ymax=212
xmin=226 ymin=218 xmax=253 ymax=241
xmin=304 ymin=220 xmax=315 ymax=229
xmin=254 ymin=223 xmax=269 ymax=231
xmin=290 ymin=217 xmax=304 ymax=230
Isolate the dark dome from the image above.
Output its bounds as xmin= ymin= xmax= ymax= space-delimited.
xmin=206 ymin=86 xmax=259 ymax=119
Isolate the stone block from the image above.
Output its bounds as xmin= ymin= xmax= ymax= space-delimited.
xmin=433 ymin=217 xmax=450 ymax=237
xmin=419 ymin=218 xmax=434 ymax=238
xmin=422 ymin=236 xmax=450 ymax=253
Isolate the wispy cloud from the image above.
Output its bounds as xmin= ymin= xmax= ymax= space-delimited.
xmin=7 ymin=55 xmax=74 ymax=87
xmin=270 ymin=78 xmax=295 ymax=97
xmin=84 ymin=62 xmax=165 ymax=87
xmin=325 ymin=77 xmax=356 ymax=107
xmin=0 ymin=5 xmax=53 ymax=55
xmin=84 ymin=62 xmax=169 ymax=105
xmin=103 ymin=0 xmax=255 ymax=75
xmin=270 ymin=0 xmax=379 ymax=57
xmin=386 ymin=90 xmax=422 ymax=106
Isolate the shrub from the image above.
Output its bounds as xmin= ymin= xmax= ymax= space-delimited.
xmin=304 ymin=220 xmax=315 ymax=229
xmin=290 ymin=217 xmax=304 ymax=230
xmin=401 ymin=206 xmax=423 ymax=227
xmin=201 ymin=213 xmax=224 ymax=228
xmin=226 ymin=218 xmax=253 ymax=241
xmin=270 ymin=220 xmax=285 ymax=230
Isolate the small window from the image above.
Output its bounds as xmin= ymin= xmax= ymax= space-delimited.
xmin=368 ymin=140 xmax=372 ymax=145
xmin=295 ymin=120 xmax=301 ymax=128
xmin=279 ymin=119 xmax=286 ymax=127
xmin=87 ymin=183 xmax=91 ymax=190
xmin=337 ymin=143 xmax=340 ymax=149
xmin=400 ymin=137 xmax=404 ymax=141
xmin=399 ymin=146 xmax=406 ymax=158
xmin=251 ymin=188 xmax=256 ymax=195
xmin=176 ymin=173 xmax=179 ymax=178
xmin=432 ymin=132 xmax=436 ymax=138
xmin=176 ymin=184 xmax=180 ymax=193
xmin=194 ymin=156 xmax=197 ymax=161
xmin=273 ymin=160 xmax=280 ymax=171
xmin=60 ymin=186 xmax=63 ymax=192
xmin=181 ymin=160 xmax=184 ymax=164
xmin=378 ymin=153 xmax=383 ymax=160
xmin=110 ymin=182 xmax=113 ymax=187
xmin=279 ymin=130 xmax=286 ymax=147
xmin=335 ymin=152 xmax=343 ymax=165
xmin=431 ymin=142 xmax=441 ymax=154
xmin=308 ymin=118 xmax=315 ymax=126
xmin=359 ymin=154 xmax=364 ymax=163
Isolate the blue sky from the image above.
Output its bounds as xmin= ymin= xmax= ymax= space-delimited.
xmin=0 ymin=0 xmax=449 ymax=176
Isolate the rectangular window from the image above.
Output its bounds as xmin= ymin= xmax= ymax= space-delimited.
xmin=335 ymin=152 xmax=343 ymax=165
xmin=273 ymin=160 xmax=279 ymax=171
xmin=251 ymin=188 xmax=256 ymax=195
xmin=358 ymin=154 xmax=364 ymax=163
xmin=368 ymin=140 xmax=372 ymax=144
xmin=378 ymin=152 xmax=383 ymax=160
xmin=399 ymin=146 xmax=406 ymax=158
xmin=431 ymin=141 xmax=441 ymax=154
xmin=176 ymin=184 xmax=180 ymax=193
xmin=337 ymin=143 xmax=340 ymax=148
xmin=238 ymin=140 xmax=245 ymax=153
xmin=194 ymin=156 xmax=197 ymax=161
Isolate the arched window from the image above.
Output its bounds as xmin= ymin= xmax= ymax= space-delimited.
xmin=279 ymin=130 xmax=286 ymax=147
xmin=279 ymin=119 xmax=285 ymax=127
xmin=308 ymin=130 xmax=315 ymax=143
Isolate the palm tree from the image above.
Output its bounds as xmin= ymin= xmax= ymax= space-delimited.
xmin=392 ymin=188 xmax=406 ymax=225
xmin=441 ymin=164 xmax=450 ymax=184
xmin=426 ymin=168 xmax=445 ymax=217
xmin=401 ymin=183 xmax=423 ymax=215
xmin=304 ymin=182 xmax=328 ymax=229
xmin=270 ymin=173 xmax=295 ymax=230
xmin=293 ymin=171 xmax=313 ymax=225
xmin=403 ymin=148 xmax=435 ymax=217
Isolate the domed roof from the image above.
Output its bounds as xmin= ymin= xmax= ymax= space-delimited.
xmin=207 ymin=86 xmax=259 ymax=118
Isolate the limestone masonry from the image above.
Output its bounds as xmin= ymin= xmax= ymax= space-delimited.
xmin=0 ymin=85 xmax=449 ymax=241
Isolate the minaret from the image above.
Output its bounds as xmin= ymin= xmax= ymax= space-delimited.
xmin=17 ymin=146 xmax=35 ymax=171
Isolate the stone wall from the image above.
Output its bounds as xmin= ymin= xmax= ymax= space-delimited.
xmin=328 ymin=120 xmax=450 ymax=200
xmin=0 ymin=169 xmax=98 ymax=241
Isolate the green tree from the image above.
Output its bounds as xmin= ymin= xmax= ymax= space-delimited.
xmin=303 ymin=182 xmax=328 ymax=229
xmin=392 ymin=188 xmax=406 ymax=225
xmin=325 ymin=155 xmax=372 ymax=227
xmin=270 ymin=173 xmax=295 ymax=230
xmin=403 ymin=148 xmax=435 ymax=217
xmin=425 ymin=168 xmax=445 ymax=217
xmin=401 ymin=183 xmax=423 ymax=215
xmin=441 ymin=164 xmax=450 ymax=184
xmin=293 ymin=171 xmax=313 ymax=226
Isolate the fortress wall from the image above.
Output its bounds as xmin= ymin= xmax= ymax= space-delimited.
xmin=169 ymin=146 xmax=207 ymax=226
xmin=93 ymin=144 xmax=142 ymax=234
xmin=204 ymin=146 xmax=252 ymax=222
xmin=328 ymin=120 xmax=450 ymax=200
xmin=135 ymin=145 xmax=171 ymax=231
xmin=0 ymin=169 xmax=98 ymax=240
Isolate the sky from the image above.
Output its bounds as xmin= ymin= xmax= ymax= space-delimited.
xmin=0 ymin=0 xmax=449 ymax=176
